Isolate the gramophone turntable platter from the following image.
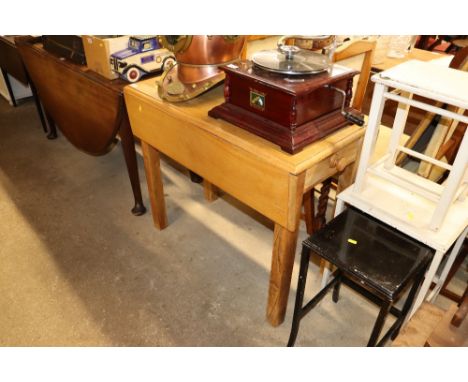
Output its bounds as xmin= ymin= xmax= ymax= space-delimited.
xmin=252 ymin=50 xmax=329 ymax=75
xmin=251 ymin=35 xmax=334 ymax=75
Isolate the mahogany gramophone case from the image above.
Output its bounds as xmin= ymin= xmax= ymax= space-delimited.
xmin=209 ymin=61 xmax=360 ymax=154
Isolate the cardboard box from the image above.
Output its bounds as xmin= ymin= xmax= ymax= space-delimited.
xmin=82 ymin=35 xmax=129 ymax=80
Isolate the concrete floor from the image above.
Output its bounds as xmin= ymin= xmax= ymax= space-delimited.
xmin=0 ymin=97 xmax=463 ymax=346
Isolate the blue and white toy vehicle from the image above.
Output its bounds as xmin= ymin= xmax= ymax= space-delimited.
xmin=110 ymin=36 xmax=176 ymax=82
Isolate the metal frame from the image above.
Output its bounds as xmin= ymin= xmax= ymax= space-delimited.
xmin=289 ymin=243 xmax=428 ymax=347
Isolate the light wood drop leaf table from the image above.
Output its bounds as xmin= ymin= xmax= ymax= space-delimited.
xmin=124 ymin=80 xmax=366 ymax=326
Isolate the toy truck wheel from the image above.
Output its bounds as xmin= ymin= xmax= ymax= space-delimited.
xmin=125 ymin=67 xmax=142 ymax=83
xmin=162 ymin=57 xmax=176 ymax=71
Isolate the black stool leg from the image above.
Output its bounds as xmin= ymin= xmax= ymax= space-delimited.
xmin=390 ymin=266 xmax=427 ymax=341
xmin=287 ymin=245 xmax=311 ymax=347
xmin=332 ymin=272 xmax=342 ymax=303
xmin=367 ymin=300 xmax=391 ymax=347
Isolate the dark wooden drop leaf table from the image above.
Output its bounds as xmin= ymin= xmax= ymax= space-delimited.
xmin=15 ymin=36 xmax=146 ymax=215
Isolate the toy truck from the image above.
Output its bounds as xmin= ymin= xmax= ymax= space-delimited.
xmin=110 ymin=36 xmax=176 ymax=82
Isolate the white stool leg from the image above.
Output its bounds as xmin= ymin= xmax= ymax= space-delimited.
xmin=384 ymin=92 xmax=412 ymax=170
xmin=429 ymin=132 xmax=468 ymax=230
xmin=321 ymin=266 xmax=332 ymax=290
xmin=353 ymin=83 xmax=387 ymax=193
xmin=408 ymin=249 xmax=444 ymax=319
xmin=335 ymin=198 xmax=346 ymax=216
xmin=428 ymin=226 xmax=468 ymax=302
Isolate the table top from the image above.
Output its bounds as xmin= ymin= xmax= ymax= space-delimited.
xmin=125 ymin=79 xmax=366 ymax=175
xmin=15 ymin=36 xmax=128 ymax=95
xmin=372 ymin=48 xmax=449 ymax=72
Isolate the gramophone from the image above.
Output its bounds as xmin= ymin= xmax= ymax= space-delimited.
xmin=208 ymin=35 xmax=364 ymax=154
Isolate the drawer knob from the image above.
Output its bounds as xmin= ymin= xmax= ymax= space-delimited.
xmin=330 ymin=155 xmax=346 ymax=172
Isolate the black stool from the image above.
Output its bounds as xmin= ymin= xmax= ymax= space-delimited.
xmin=288 ymin=207 xmax=434 ymax=347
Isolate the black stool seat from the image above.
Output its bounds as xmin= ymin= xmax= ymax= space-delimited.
xmin=306 ymin=208 xmax=433 ymax=301
xmin=288 ymin=207 xmax=433 ymax=347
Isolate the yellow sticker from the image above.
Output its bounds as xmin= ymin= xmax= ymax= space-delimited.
xmin=407 ymin=212 xmax=414 ymax=220
xmin=348 ymin=239 xmax=357 ymax=245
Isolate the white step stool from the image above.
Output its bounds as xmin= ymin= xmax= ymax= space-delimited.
xmin=330 ymin=60 xmax=468 ymax=319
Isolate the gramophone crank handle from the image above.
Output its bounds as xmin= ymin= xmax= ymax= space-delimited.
xmin=325 ymin=85 xmax=365 ymax=127
xmin=344 ymin=112 xmax=365 ymax=127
